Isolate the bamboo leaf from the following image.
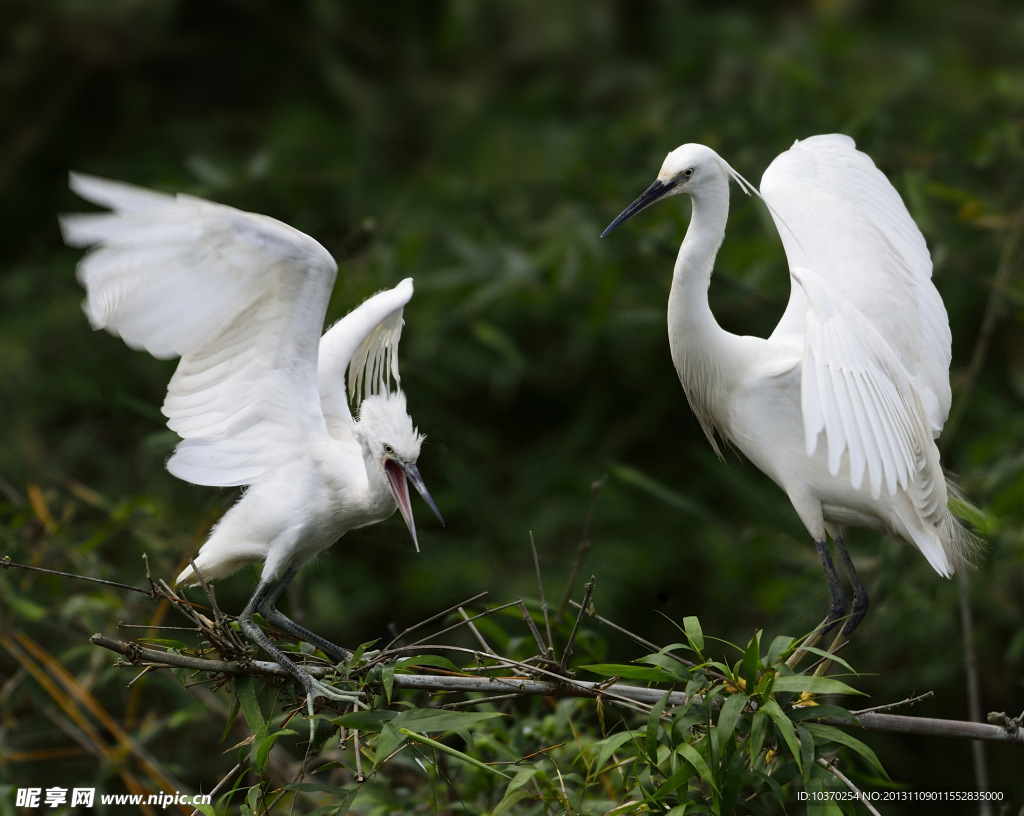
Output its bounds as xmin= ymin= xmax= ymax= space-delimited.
xmin=398 ymin=729 xmax=512 ymax=779
xmin=771 ymin=675 xmax=865 ymax=696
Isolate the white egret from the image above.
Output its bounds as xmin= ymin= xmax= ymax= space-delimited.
xmin=61 ymin=174 xmax=444 ymax=711
xmin=602 ymin=134 xmax=975 ymax=641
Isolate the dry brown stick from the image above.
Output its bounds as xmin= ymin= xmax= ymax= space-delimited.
xmin=558 ymin=475 xmax=607 ymax=615
xmin=850 ymin=692 xmax=934 ymax=716
xmin=560 ymin=576 xmax=595 ymax=673
xmin=189 ymin=762 xmax=242 ymax=816
xmin=1 ymin=556 xmax=153 ymax=596
xmin=531 ymin=532 xmax=555 ymax=656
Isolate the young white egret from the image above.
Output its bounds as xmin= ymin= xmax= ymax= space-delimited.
xmin=602 ymin=134 xmax=975 ymax=641
xmin=61 ymin=174 xmax=444 ymax=711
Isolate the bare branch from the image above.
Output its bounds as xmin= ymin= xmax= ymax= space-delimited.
xmin=2 ymin=556 xmax=153 ymax=596
xmin=531 ymin=532 xmax=554 ymax=656
xmin=560 ymin=576 xmax=595 ymax=672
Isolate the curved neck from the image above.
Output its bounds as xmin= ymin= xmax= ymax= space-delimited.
xmin=666 ymin=171 xmax=736 ymax=454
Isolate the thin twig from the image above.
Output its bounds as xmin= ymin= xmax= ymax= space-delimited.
xmin=851 ymin=692 xmax=934 ymax=716
xmin=558 ymin=475 xmax=607 ymax=615
xmin=189 ymin=762 xmax=242 ymax=816
xmin=817 ymin=758 xmax=882 ymax=816
xmin=458 ymin=607 xmax=496 ymax=656
xmin=531 ymin=532 xmax=554 ymax=656
xmin=1 ymin=556 xmax=153 ymax=596
xmin=405 ymin=601 xmax=521 ymax=649
xmin=560 ymin=576 xmax=595 ymax=673
xmin=517 ymin=600 xmax=551 ymax=659
xmin=381 ymin=592 xmax=488 ymax=652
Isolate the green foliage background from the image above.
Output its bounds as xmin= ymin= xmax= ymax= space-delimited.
xmin=1 ymin=0 xmax=1022 ymax=812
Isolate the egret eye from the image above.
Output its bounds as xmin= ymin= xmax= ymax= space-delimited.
xmin=384 ymin=444 xmax=395 ymax=455
xmin=683 ymin=167 xmax=694 ymax=178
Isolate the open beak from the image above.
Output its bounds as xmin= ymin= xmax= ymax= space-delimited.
xmin=384 ymin=459 xmax=445 ymax=553
xmin=600 ymin=178 xmax=678 ymax=238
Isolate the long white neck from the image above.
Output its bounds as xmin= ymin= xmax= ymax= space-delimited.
xmin=666 ymin=170 xmax=739 ymax=456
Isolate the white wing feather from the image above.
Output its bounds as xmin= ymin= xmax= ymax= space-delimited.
xmin=793 ymin=267 xmax=945 ymax=524
xmin=317 ymin=279 xmax=413 ymax=437
xmin=61 ymin=173 xmax=337 ymax=487
xmin=762 ymin=134 xmax=951 ymax=436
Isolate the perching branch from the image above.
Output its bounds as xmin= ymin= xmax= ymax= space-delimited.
xmin=88 ymin=633 xmax=1024 ymax=745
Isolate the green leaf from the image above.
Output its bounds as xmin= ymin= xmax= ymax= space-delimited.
xmin=505 ymin=766 xmax=540 ymax=795
xmin=717 ymin=692 xmax=748 ymax=746
xmin=639 ymin=653 xmax=693 ymax=682
xmin=646 ymin=690 xmax=671 ymax=761
xmin=373 ymin=722 xmax=407 ymax=767
xmin=796 ymin=646 xmax=858 ymax=675
xmin=654 ymin=755 xmax=696 ymax=798
xmin=255 ymin=728 xmax=295 ymax=775
xmin=719 ymin=742 xmax=747 ymax=816
xmin=383 ymin=661 xmax=396 ymax=702
xmin=394 ymin=654 xmax=462 ymax=673
xmin=749 ymin=709 xmax=768 ymax=762
xmin=283 ymin=782 xmax=356 ymax=796
xmin=742 ymin=634 xmax=760 ymax=688
xmin=398 ymin=728 xmax=512 ymax=778
xmin=801 ymin=723 xmax=890 ymax=780
xmin=766 ymin=635 xmax=795 ymax=666
xmin=580 ymin=663 xmax=680 ymax=683
xmin=391 ymin=708 xmax=505 ymax=732
xmin=331 ymin=710 xmax=398 ymax=732
xmin=221 ymin=691 xmax=241 ymax=742
xmin=675 ymin=741 xmax=719 ymax=794
xmin=797 ymin=724 xmax=814 ymax=786
xmin=234 ymin=676 xmax=265 ymax=733
xmin=593 ymin=730 xmax=639 ymax=772
xmin=494 ymin=788 xmax=532 ymax=816
xmin=683 ymin=616 xmax=704 ymax=654
xmin=760 ymin=698 xmax=802 ymax=771
xmin=302 ymin=789 xmax=359 ymax=816
xmin=771 ymin=675 xmax=865 ymax=696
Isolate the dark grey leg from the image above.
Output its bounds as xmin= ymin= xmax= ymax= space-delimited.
xmin=815 ymin=539 xmax=849 ymax=635
xmin=237 ymin=574 xmax=364 ymax=739
xmin=257 ymin=567 xmax=350 ymax=664
xmin=832 ymin=536 xmax=869 ymax=637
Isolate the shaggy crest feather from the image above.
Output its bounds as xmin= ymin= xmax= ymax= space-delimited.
xmin=356 ymin=391 xmax=424 ymax=461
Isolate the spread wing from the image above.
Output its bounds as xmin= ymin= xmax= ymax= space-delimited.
xmin=317 ymin=278 xmax=413 ymax=438
xmin=760 ymin=135 xmax=950 ymax=518
xmin=793 ymin=268 xmax=945 ymax=524
xmin=762 ymin=134 xmax=951 ymax=434
xmin=60 ymin=173 xmax=337 ymax=487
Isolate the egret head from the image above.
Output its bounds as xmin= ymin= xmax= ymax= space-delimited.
xmin=601 ymin=143 xmax=756 ymax=237
xmin=353 ymin=391 xmax=444 ymax=551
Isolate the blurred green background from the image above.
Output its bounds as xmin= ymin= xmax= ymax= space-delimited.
xmin=1 ymin=0 xmax=1022 ymax=811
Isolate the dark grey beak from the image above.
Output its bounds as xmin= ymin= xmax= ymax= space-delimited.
xmin=400 ymin=461 xmax=445 ymax=527
xmin=601 ymin=178 xmax=678 ymax=238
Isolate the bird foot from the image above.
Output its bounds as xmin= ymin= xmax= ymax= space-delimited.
xmin=298 ymin=673 xmax=367 ymax=743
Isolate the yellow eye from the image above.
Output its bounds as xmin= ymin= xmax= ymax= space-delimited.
xmin=683 ymin=167 xmax=694 ymax=177
xmin=384 ymin=444 xmax=395 ymax=455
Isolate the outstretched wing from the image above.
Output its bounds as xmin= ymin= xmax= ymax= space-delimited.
xmin=793 ymin=267 xmax=945 ymax=524
xmin=61 ymin=173 xmax=337 ymax=487
xmin=762 ymin=134 xmax=951 ymax=436
xmin=317 ymin=278 xmax=413 ymax=438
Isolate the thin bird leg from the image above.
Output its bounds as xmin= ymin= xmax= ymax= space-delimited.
xmin=257 ymin=567 xmax=351 ymax=665
xmin=238 ymin=577 xmax=365 ymax=740
xmin=787 ymin=540 xmax=849 ymax=669
xmin=814 ymin=535 xmax=871 ymax=677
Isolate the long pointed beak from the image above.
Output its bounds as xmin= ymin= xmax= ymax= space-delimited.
xmin=384 ymin=459 xmax=445 ymax=553
xmin=600 ymin=178 xmax=678 ymax=238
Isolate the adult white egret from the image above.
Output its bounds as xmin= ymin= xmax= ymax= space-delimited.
xmin=602 ymin=134 xmax=975 ymax=641
xmin=61 ymin=174 xmax=444 ymax=710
